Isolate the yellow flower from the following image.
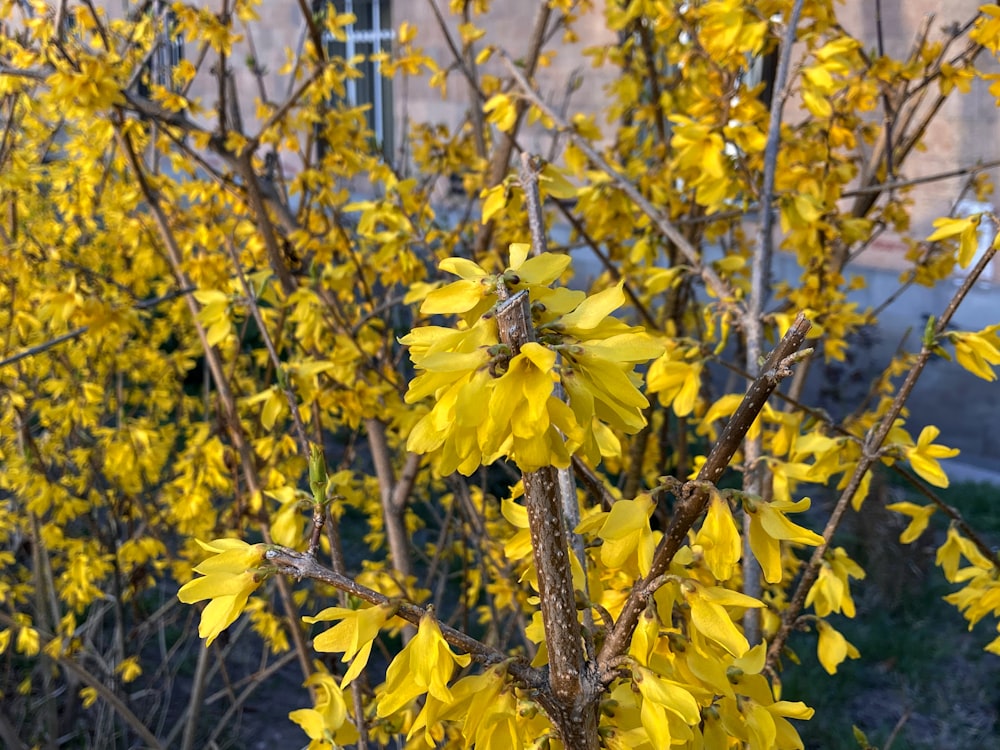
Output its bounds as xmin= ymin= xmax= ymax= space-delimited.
xmin=950 ymin=326 xmax=1000 ymax=381
xmin=695 ymin=490 xmax=742 ymax=581
xmin=632 ymin=664 xmax=700 ymax=747
xmin=926 ymin=214 xmax=980 ymax=268
xmin=402 ymin=318 xmax=497 ymax=474
xmin=176 ymin=538 xmax=266 ymax=645
xmin=681 ymin=581 xmax=763 ymax=657
xmin=288 ymin=662 xmax=359 ymax=749
xmin=816 ymin=620 xmax=860 ymax=675
xmin=419 ymin=244 xmax=571 ymax=323
xmin=885 ymin=501 xmax=936 ymax=544
xmin=80 ymin=687 xmax=99 ymax=709
xmin=596 ymin=494 xmax=658 ymax=576
xmin=376 ymin=613 xmax=471 ymax=717
xmin=746 ymin=497 xmax=824 ymax=584
xmin=14 ymin=614 xmax=39 ymax=656
xmin=420 ymin=257 xmax=497 ymax=317
xmin=482 ymin=342 xmax=583 ymax=471
xmin=558 ymin=328 xmax=661 ymax=460
xmin=904 ymin=425 xmax=959 ymax=488
xmin=647 ymin=347 xmax=703 ymax=417
xmin=116 ymin=656 xmax=143 ymax=683
xmin=936 ymin=526 xmax=994 ymax=583
xmin=805 ymin=547 xmax=865 ymax=617
xmin=304 ymin=604 xmax=394 ymax=686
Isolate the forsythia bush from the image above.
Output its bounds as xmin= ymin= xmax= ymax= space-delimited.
xmin=1 ymin=0 xmax=1000 ymax=747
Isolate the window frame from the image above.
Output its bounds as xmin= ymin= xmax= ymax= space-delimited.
xmin=322 ymin=0 xmax=395 ymax=157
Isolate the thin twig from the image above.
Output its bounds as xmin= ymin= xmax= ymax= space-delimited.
xmin=179 ymin=642 xmax=210 ymax=750
xmin=883 ymin=707 xmax=912 ymax=750
xmin=889 ymin=464 xmax=1000 ymax=569
xmin=225 ymin=236 xmax=310 ymax=456
xmin=767 ymin=242 xmax=999 ymax=669
xmin=366 ymin=419 xmax=416 ymax=581
xmin=115 ymin=119 xmax=315 ymax=686
xmin=295 ymin=0 xmax=327 ymax=61
xmin=0 ymin=613 xmax=163 ymax=750
xmin=597 ymin=314 xmax=813 ymax=673
xmin=247 ymin=67 xmax=323 ymax=151
xmin=264 ymin=546 xmax=544 ymax=687
xmin=473 ymin=1 xmax=553 ymax=256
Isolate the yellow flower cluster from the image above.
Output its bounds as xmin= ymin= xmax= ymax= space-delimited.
xmin=403 ymin=245 xmax=663 ymax=474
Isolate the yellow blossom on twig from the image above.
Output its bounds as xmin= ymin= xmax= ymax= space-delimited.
xmin=176 ymin=538 xmax=267 ymax=646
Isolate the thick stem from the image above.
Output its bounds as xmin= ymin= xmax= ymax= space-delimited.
xmin=519 ymin=153 xmax=587 ymax=583
xmin=493 ymin=290 xmax=600 ymax=747
xmin=494 ymin=293 xmax=585 ymax=695
xmin=742 ymin=0 xmax=806 ymax=647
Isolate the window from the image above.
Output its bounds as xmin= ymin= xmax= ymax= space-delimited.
xmin=742 ymin=50 xmax=779 ymax=109
xmin=138 ymin=1 xmax=184 ymax=97
xmin=322 ymin=0 xmax=395 ymax=157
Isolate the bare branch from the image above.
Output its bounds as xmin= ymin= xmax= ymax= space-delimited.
xmin=263 ymin=545 xmax=544 ymax=686
xmin=366 ymin=419 xmax=416 ymax=581
xmin=598 ymin=313 xmax=813 ymax=672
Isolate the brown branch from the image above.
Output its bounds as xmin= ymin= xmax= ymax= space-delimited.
xmin=551 ymin=199 xmax=659 ymax=329
xmin=247 ymin=67 xmax=323 ymax=151
xmin=636 ymin=21 xmax=667 ymax=147
xmin=519 ymin=153 xmax=548 ymax=257
xmin=295 ymin=0 xmax=327 ymax=61
xmin=225 ymin=236 xmax=310 ymax=458
xmin=520 ymin=153 xmax=593 ymax=656
xmin=494 ymin=292 xmax=588 ymax=698
xmin=840 ymin=160 xmax=1000 ymax=195
xmin=622 ymin=157 xmax=1000 ymax=232
xmin=424 ymin=0 xmax=488 ymax=107
xmin=888 ymin=464 xmax=1000 ymax=570
xmin=597 ymin=313 xmax=813 ymax=672
xmin=263 ymin=545 xmax=544 ymax=687
xmin=767 ymin=243 xmax=999 ymax=669
xmin=461 ymin=1 xmax=487 ymax=159
xmin=572 ymin=456 xmax=616 ymax=512
xmin=492 ymin=290 xmax=600 ymax=747
xmin=236 ymin=152 xmax=297 ymax=295
xmin=217 ymin=0 xmax=230 ymax=134
xmin=874 ymin=0 xmax=895 ymax=181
